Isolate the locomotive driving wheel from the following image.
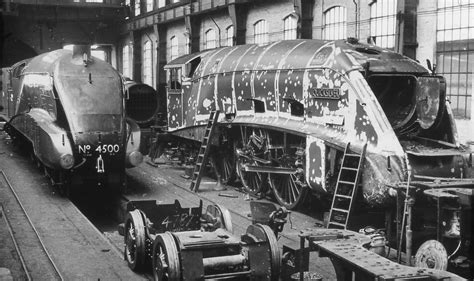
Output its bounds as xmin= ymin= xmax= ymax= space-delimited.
xmin=268 ymin=142 xmax=308 ymax=210
xmin=152 ymin=232 xmax=181 ymax=281
xmin=243 ymin=223 xmax=281 ymax=281
xmin=124 ymin=209 xmax=146 ymax=271
xmin=235 ymin=127 xmax=268 ymax=196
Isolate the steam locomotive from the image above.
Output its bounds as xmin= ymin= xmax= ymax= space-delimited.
xmin=0 ymin=45 xmax=143 ymax=193
xmin=159 ymin=38 xmax=472 ymax=210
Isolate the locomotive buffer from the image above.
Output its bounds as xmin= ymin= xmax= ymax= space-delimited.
xmin=190 ymin=110 xmax=220 ymax=192
xmin=327 ymin=142 xmax=367 ymax=229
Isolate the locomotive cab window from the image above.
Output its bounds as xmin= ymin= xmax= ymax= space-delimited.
xmin=12 ymin=62 xmax=26 ymax=78
xmin=168 ymin=68 xmax=182 ymax=91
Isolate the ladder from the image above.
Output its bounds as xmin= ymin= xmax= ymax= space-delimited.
xmin=327 ymin=142 xmax=367 ymax=229
xmin=190 ymin=111 xmax=220 ymax=192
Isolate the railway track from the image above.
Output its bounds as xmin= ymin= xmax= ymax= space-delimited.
xmin=0 ymin=170 xmax=63 ymax=281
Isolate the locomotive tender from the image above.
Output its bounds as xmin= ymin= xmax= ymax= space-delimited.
xmin=0 ymin=45 xmax=143 ymax=192
xmin=161 ymin=38 xmax=472 ymax=210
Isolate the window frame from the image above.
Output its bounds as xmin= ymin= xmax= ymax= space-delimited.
xmin=323 ymin=6 xmax=347 ymax=40
xmin=369 ymin=0 xmax=397 ymax=49
xmin=143 ymin=40 xmax=153 ymax=86
xmin=283 ymin=14 xmax=297 ymax=40
xmin=254 ymin=20 xmax=269 ymax=45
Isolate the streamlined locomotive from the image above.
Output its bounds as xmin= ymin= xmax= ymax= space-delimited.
xmin=160 ymin=38 xmax=472 ymax=210
xmin=0 ymin=46 xmax=143 ymax=193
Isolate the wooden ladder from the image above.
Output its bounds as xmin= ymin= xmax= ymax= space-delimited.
xmin=190 ymin=110 xmax=220 ymax=192
xmin=327 ymin=142 xmax=367 ymax=229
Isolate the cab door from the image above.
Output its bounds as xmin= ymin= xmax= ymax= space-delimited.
xmin=166 ymin=67 xmax=183 ymax=129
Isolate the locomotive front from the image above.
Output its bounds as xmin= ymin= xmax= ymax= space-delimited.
xmin=2 ymin=46 xmax=142 ymax=192
xmin=54 ymin=46 xmax=142 ymax=188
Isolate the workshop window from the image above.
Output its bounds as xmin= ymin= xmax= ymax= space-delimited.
xmin=122 ymin=45 xmax=131 ymax=78
xmin=204 ymin=29 xmax=217 ymax=50
xmin=170 ymin=36 xmax=179 ymax=61
xmin=283 ymin=15 xmax=297 ymax=40
xmin=91 ymin=50 xmax=106 ymax=61
xmin=254 ymin=20 xmax=269 ymax=45
xmin=323 ymin=6 xmax=347 ymax=40
xmin=85 ymin=0 xmax=102 ymax=2
xmin=143 ymin=40 xmax=153 ymax=87
xmin=169 ymin=68 xmax=182 ymax=90
xmin=125 ymin=0 xmax=130 ymax=6
xmin=135 ymin=0 xmax=141 ymax=16
xmin=226 ymin=25 xmax=234 ymax=46
xmin=158 ymin=0 xmax=165 ymax=8
xmin=146 ymin=0 xmax=153 ymax=12
xmin=369 ymin=0 xmax=397 ymax=48
xmin=436 ymin=0 xmax=474 ymax=118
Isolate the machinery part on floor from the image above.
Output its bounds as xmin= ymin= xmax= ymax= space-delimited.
xmin=242 ymin=223 xmax=281 ymax=281
xmin=152 ymin=232 xmax=181 ymax=281
xmin=415 ymin=240 xmax=448 ymax=271
xmin=124 ymin=209 xmax=147 ymax=271
xmin=292 ymin=228 xmax=464 ymax=280
xmin=119 ymin=200 xmax=282 ymax=280
xmin=152 ymin=223 xmax=280 ymax=281
xmin=249 ymin=201 xmax=289 ymax=237
xmin=201 ymin=204 xmax=233 ymax=233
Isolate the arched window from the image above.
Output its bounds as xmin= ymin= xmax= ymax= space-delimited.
xmin=226 ymin=25 xmax=234 ymax=46
xmin=204 ymin=29 xmax=217 ymax=49
xmin=135 ymin=0 xmax=141 ymax=16
xmin=170 ymin=36 xmax=179 ymax=61
xmin=323 ymin=6 xmax=346 ymax=40
xmin=143 ymin=40 xmax=153 ymax=86
xmin=370 ymin=0 xmax=397 ymax=48
xmin=122 ymin=45 xmax=130 ymax=78
xmin=146 ymin=0 xmax=153 ymax=12
xmin=254 ymin=20 xmax=268 ymax=45
xmin=283 ymin=15 xmax=297 ymax=40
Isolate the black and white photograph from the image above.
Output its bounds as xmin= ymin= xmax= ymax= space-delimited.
xmin=0 ymin=0 xmax=473 ymax=280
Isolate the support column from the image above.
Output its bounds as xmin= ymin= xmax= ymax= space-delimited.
xmin=228 ymin=3 xmax=248 ymax=45
xmin=153 ymin=24 xmax=167 ymax=88
xmin=395 ymin=0 xmax=418 ymax=59
xmin=131 ymin=30 xmax=142 ymax=82
xmin=185 ymin=15 xmax=200 ymax=53
xmin=153 ymin=23 xmax=167 ymax=117
xmin=293 ymin=0 xmax=314 ymax=39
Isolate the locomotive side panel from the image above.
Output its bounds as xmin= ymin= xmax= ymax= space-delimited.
xmin=233 ymin=46 xmax=260 ymax=115
xmin=253 ymin=43 xmax=282 ymax=115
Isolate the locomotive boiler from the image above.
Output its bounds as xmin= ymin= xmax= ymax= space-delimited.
xmin=158 ymin=38 xmax=472 ymax=211
xmin=0 ymin=45 xmax=143 ymax=193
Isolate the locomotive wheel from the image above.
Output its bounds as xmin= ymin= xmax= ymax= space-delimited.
xmin=235 ymin=128 xmax=268 ymax=196
xmin=415 ymin=240 xmax=448 ymax=271
xmin=244 ymin=223 xmax=281 ymax=281
xmin=152 ymin=232 xmax=181 ymax=281
xmin=124 ymin=209 xmax=147 ymax=271
xmin=269 ymin=173 xmax=308 ymax=209
xmin=204 ymin=204 xmax=233 ymax=233
xmin=268 ymin=147 xmax=308 ymax=210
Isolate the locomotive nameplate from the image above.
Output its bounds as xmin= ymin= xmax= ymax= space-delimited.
xmin=310 ymin=88 xmax=341 ymax=100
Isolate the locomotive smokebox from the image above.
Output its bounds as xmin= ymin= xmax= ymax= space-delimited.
xmin=124 ymin=81 xmax=159 ymax=127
